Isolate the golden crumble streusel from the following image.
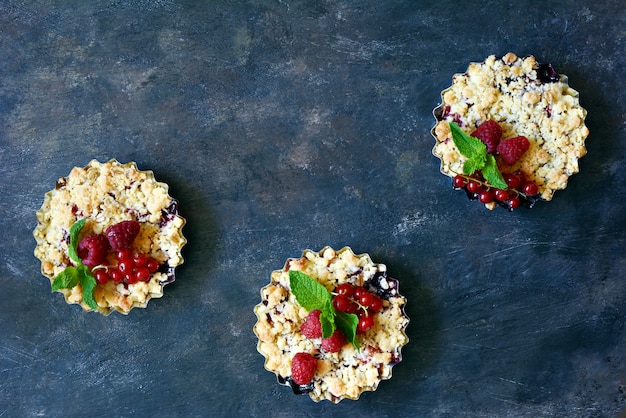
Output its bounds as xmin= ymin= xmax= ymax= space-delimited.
xmin=33 ymin=159 xmax=186 ymax=315
xmin=253 ymin=246 xmax=409 ymax=403
xmin=432 ymin=53 xmax=589 ymax=209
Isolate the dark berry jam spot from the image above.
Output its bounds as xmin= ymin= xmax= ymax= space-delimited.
xmin=537 ymin=63 xmax=560 ymax=83
xmin=278 ymin=375 xmax=314 ymax=395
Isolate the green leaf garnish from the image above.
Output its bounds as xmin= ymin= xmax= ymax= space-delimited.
xmin=289 ymin=270 xmax=331 ymax=312
xmin=289 ymin=270 xmax=360 ymax=347
xmin=51 ymin=219 xmax=99 ymax=310
xmin=67 ymin=218 xmax=86 ymax=263
xmin=449 ymin=122 xmax=507 ymax=189
xmin=482 ymin=154 xmax=508 ymax=189
xmin=335 ymin=311 xmax=360 ymax=350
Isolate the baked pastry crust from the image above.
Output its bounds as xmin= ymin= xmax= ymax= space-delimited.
xmin=432 ymin=53 xmax=589 ymax=206
xmin=33 ymin=159 xmax=186 ymax=315
xmin=253 ymin=246 xmax=409 ymax=403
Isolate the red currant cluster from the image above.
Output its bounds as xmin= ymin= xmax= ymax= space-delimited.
xmin=332 ymin=283 xmax=383 ymax=334
xmin=453 ymin=170 xmax=540 ymax=210
xmin=93 ymin=250 xmax=161 ymax=285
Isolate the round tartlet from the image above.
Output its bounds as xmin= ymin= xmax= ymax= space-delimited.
xmin=432 ymin=52 xmax=589 ymax=209
xmin=33 ymin=159 xmax=186 ymax=315
xmin=253 ymin=246 xmax=409 ymax=403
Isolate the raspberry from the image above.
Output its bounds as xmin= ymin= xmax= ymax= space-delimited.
xmin=497 ymin=136 xmax=530 ymax=165
xmin=104 ymin=220 xmax=140 ymax=251
xmin=78 ymin=234 xmax=110 ymax=267
xmin=291 ymin=352 xmax=317 ymax=385
xmin=321 ymin=329 xmax=347 ymax=353
xmin=471 ymin=120 xmax=502 ymax=154
xmin=300 ymin=310 xmax=322 ymax=339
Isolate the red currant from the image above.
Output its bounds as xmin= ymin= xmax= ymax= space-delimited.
xmin=118 ymin=260 xmax=133 ymax=273
xmin=357 ymin=315 xmax=375 ymax=334
xmin=133 ymin=253 xmax=148 ymax=268
xmin=466 ymin=180 xmax=482 ymax=194
xmin=368 ymin=295 xmax=383 ymax=312
xmin=503 ymin=172 xmax=521 ymax=189
xmin=110 ymin=268 xmax=123 ymax=283
xmin=452 ymin=175 xmax=467 ymax=189
xmin=353 ymin=286 xmax=367 ymax=299
xmin=507 ymin=196 xmax=521 ymax=209
xmin=94 ymin=269 xmax=109 ymax=285
xmin=135 ymin=267 xmax=151 ymax=282
xmin=494 ymin=189 xmax=509 ymax=201
xmin=335 ymin=283 xmax=354 ymax=297
xmin=478 ymin=189 xmax=495 ymax=204
xmin=125 ymin=271 xmax=138 ymax=284
xmin=332 ymin=294 xmax=352 ymax=312
xmin=522 ymin=181 xmax=539 ymax=196
xmin=146 ymin=258 xmax=160 ymax=273
xmin=358 ymin=292 xmax=374 ymax=308
xmin=116 ymin=249 xmax=133 ymax=262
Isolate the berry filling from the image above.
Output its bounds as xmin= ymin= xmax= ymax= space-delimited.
xmin=77 ymin=219 xmax=163 ymax=287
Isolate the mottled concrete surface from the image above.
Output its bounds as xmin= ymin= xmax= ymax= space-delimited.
xmin=1 ymin=1 xmax=625 ymax=416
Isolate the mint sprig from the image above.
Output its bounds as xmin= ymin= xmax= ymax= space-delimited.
xmin=289 ymin=270 xmax=360 ymax=349
xmin=51 ymin=219 xmax=98 ymax=310
xmin=449 ymin=122 xmax=507 ymax=189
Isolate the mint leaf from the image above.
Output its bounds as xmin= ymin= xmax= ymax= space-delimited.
xmin=482 ymin=154 xmax=508 ymax=189
xmin=320 ymin=302 xmax=336 ymax=339
xmin=51 ymin=219 xmax=99 ymax=310
xmin=52 ymin=266 xmax=81 ymax=291
xmin=463 ymin=155 xmax=485 ymax=176
xmin=449 ymin=122 xmax=487 ymax=161
xmin=335 ymin=311 xmax=360 ymax=350
xmin=289 ymin=270 xmax=360 ymax=349
xmin=78 ymin=265 xmax=98 ymax=310
xmin=289 ymin=270 xmax=331 ymax=312
xmin=68 ymin=218 xmax=86 ymax=263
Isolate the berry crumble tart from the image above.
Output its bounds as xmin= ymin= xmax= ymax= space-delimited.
xmin=33 ymin=159 xmax=186 ymax=315
xmin=432 ymin=53 xmax=589 ymax=210
xmin=253 ymin=247 xmax=409 ymax=403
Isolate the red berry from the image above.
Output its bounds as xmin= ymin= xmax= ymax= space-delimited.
xmin=77 ymin=234 xmax=110 ymax=268
xmin=507 ymin=196 xmax=521 ymax=209
xmin=94 ymin=269 xmax=109 ymax=285
xmin=368 ymin=295 xmax=383 ymax=312
xmin=133 ymin=253 xmax=148 ymax=268
xmin=522 ymin=181 xmax=539 ymax=196
xmin=494 ymin=189 xmax=509 ymax=201
xmin=452 ymin=175 xmax=467 ymax=189
xmin=118 ymin=260 xmax=133 ymax=273
xmin=335 ymin=283 xmax=354 ymax=297
xmin=353 ymin=286 xmax=367 ymax=299
xmin=357 ymin=315 xmax=375 ymax=334
xmin=478 ymin=189 xmax=495 ymax=204
xmin=497 ymin=136 xmax=530 ymax=165
xmin=332 ymin=294 xmax=352 ymax=312
xmin=135 ymin=267 xmax=151 ymax=282
xmin=466 ymin=180 xmax=483 ymax=194
xmin=291 ymin=352 xmax=317 ymax=385
xmin=110 ymin=268 xmax=123 ymax=283
xmin=358 ymin=292 xmax=374 ymax=308
xmin=503 ymin=172 xmax=522 ymax=189
xmin=125 ymin=272 xmax=138 ymax=284
xmin=321 ymin=329 xmax=347 ymax=353
xmin=471 ymin=120 xmax=502 ymax=154
xmin=146 ymin=258 xmax=160 ymax=273
xmin=300 ymin=310 xmax=322 ymax=339
xmin=104 ymin=220 xmax=140 ymax=251
xmin=116 ymin=249 xmax=133 ymax=262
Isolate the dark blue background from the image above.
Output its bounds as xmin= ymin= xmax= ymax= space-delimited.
xmin=1 ymin=1 xmax=624 ymax=416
